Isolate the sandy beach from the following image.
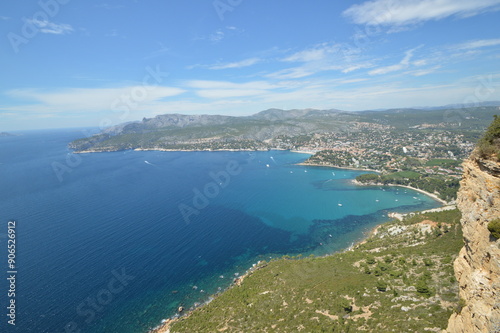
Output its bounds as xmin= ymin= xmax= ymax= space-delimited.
xmin=296 ymin=161 xmax=381 ymax=173
xmin=351 ymin=179 xmax=449 ymax=205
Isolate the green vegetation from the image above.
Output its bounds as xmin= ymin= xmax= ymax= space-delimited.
xmin=477 ymin=115 xmax=500 ymax=161
xmin=70 ymin=106 xmax=498 ymax=154
xmin=167 ymin=209 xmax=463 ymax=332
xmin=487 ymin=219 xmax=500 ymax=239
xmin=455 ymin=298 xmax=467 ymax=314
xmin=355 ymin=171 xmax=459 ymax=201
xmin=425 ymin=159 xmax=462 ymax=168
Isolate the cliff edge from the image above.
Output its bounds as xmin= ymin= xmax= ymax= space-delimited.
xmin=446 ymin=156 xmax=500 ymax=332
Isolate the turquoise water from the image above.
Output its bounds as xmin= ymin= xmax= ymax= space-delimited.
xmin=0 ymin=130 xmax=441 ymax=332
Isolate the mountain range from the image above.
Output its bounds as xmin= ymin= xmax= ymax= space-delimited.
xmin=69 ymin=105 xmax=500 ymax=152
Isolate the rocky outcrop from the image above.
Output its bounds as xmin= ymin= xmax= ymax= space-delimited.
xmin=446 ymin=157 xmax=500 ymax=333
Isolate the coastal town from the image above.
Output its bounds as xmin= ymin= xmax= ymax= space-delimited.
xmin=281 ymin=126 xmax=473 ymax=202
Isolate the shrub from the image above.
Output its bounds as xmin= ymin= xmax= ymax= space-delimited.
xmin=477 ymin=115 xmax=500 ymax=161
xmin=376 ymin=280 xmax=387 ymax=292
xmin=366 ymin=256 xmax=376 ymax=265
xmin=487 ymin=219 xmax=500 ymax=239
xmin=416 ymin=279 xmax=431 ymax=297
xmin=389 ymin=270 xmax=402 ymax=278
xmin=455 ymin=298 xmax=467 ymax=314
xmin=341 ymin=299 xmax=353 ymax=313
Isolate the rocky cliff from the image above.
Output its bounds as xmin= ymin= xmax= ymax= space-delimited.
xmin=446 ymin=157 xmax=500 ymax=332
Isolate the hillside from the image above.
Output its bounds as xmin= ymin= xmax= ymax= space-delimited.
xmin=69 ymin=106 xmax=499 ymax=153
xmin=154 ymin=209 xmax=463 ymax=332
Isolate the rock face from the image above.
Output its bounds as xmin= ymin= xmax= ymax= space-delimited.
xmin=446 ymin=157 xmax=500 ymax=332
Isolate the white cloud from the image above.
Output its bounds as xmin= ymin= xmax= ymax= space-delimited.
xmin=196 ymin=89 xmax=268 ymax=99
xmin=340 ymin=78 xmax=369 ymax=84
xmin=144 ymin=43 xmax=171 ymax=59
xmin=209 ymin=30 xmax=225 ymax=42
xmin=209 ymin=58 xmax=261 ymax=70
xmin=282 ymin=48 xmax=328 ymax=62
xmin=265 ymin=67 xmax=316 ymax=79
xmin=455 ymin=38 xmax=500 ymax=50
xmin=342 ymin=63 xmax=374 ymax=73
xmin=27 ymin=19 xmax=73 ymax=35
xmin=369 ymin=46 xmax=421 ymax=75
xmin=343 ymin=0 xmax=500 ymax=26
xmin=186 ymin=80 xmax=277 ymax=90
xmin=6 ymin=86 xmax=186 ymax=113
xmin=267 ymin=43 xmax=371 ymax=78
xmin=404 ymin=66 xmax=441 ymax=76
xmin=186 ymin=80 xmax=278 ymax=99
xmin=281 ymin=43 xmax=345 ymax=63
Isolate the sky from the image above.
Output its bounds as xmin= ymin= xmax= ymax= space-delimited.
xmin=1 ymin=0 xmax=500 ymax=131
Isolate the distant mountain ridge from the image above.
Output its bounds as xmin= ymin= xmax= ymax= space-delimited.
xmin=69 ymin=105 xmax=500 ymax=153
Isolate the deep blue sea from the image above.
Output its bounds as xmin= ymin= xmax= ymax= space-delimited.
xmin=0 ymin=129 xmax=441 ymax=333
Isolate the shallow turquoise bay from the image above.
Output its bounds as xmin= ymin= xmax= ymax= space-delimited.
xmin=0 ymin=130 xmax=441 ymax=332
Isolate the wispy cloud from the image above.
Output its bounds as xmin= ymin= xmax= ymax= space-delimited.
xmin=194 ymin=26 xmax=245 ymax=44
xmin=185 ymin=80 xmax=285 ymax=99
xmin=282 ymin=47 xmax=332 ymax=62
xmin=0 ymin=16 xmax=10 ymax=20
xmin=455 ymin=38 xmax=500 ymax=50
xmin=266 ymin=42 xmax=372 ymax=79
xmin=185 ymin=80 xmax=277 ymax=90
xmin=209 ymin=29 xmax=225 ymax=42
xmin=26 ymin=19 xmax=73 ymax=35
xmin=105 ymin=29 xmax=127 ymax=38
xmin=404 ymin=66 xmax=441 ymax=77
xmin=5 ymin=86 xmax=185 ymax=113
xmin=369 ymin=46 xmax=422 ymax=75
xmin=340 ymin=78 xmax=369 ymax=84
xmin=343 ymin=0 xmax=500 ymax=26
xmin=144 ymin=42 xmax=171 ymax=59
xmin=265 ymin=67 xmax=316 ymax=79
xmin=209 ymin=58 xmax=261 ymax=70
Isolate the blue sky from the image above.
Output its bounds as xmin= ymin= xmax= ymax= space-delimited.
xmin=1 ymin=0 xmax=500 ymax=131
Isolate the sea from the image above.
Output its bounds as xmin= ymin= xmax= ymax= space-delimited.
xmin=0 ymin=129 xmax=441 ymax=333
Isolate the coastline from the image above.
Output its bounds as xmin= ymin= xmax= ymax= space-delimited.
xmin=297 ymin=161 xmax=381 ymax=173
xmin=149 ymin=262 xmax=267 ymax=333
xmin=351 ymin=179 xmax=449 ymax=205
xmin=73 ymin=147 xmax=282 ymax=154
xmin=146 ymin=155 xmax=450 ymax=333
xmin=148 ymin=198 xmax=447 ymax=333
xmin=289 ymin=149 xmax=317 ymax=155
xmin=148 ymin=202 xmax=447 ymax=333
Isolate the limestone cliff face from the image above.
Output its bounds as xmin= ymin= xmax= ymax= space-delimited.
xmin=446 ymin=157 xmax=500 ymax=333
